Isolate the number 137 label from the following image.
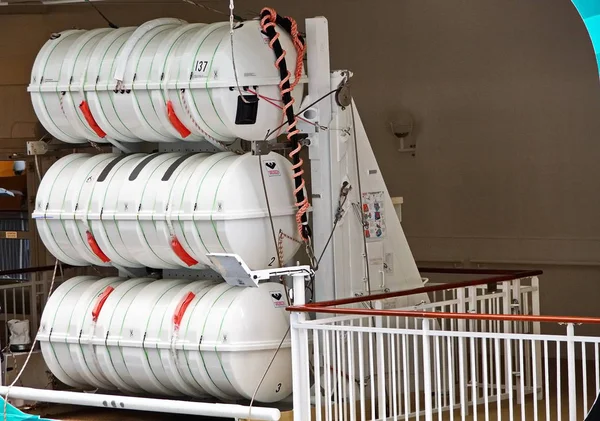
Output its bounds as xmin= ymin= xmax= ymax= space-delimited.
xmin=194 ymin=60 xmax=209 ymax=76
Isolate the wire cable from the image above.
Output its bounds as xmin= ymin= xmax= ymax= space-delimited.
xmin=265 ymin=88 xmax=339 ymax=138
xmin=258 ymin=154 xmax=281 ymax=268
xmin=181 ymin=0 xmax=242 ymax=19
xmin=247 ymin=88 xmax=325 ymax=130
xmin=86 ymin=0 xmax=118 ymax=29
xmin=316 ymin=182 xmax=351 ymax=266
xmin=229 ymin=0 xmax=252 ymax=105
xmin=350 ymin=100 xmax=373 ymax=299
xmin=317 ymin=220 xmax=338 ymax=267
xmin=257 ymin=155 xmax=292 ymax=306
xmin=33 ymin=156 xmax=42 ymax=183
xmin=31 ymin=134 xmax=49 ymax=183
xmin=247 ymin=327 xmax=290 ymax=419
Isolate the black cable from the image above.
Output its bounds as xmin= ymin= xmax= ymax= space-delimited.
xmin=302 ymin=176 xmax=340 ymax=299
xmin=317 ymin=220 xmax=338 ymax=266
xmin=258 ymin=154 xmax=293 ymax=306
xmin=260 ymin=9 xmax=310 ymax=241
xmin=87 ymin=0 xmax=118 ymax=29
xmin=182 ymin=0 xmax=245 ymax=21
xmin=247 ymin=326 xmax=290 ymax=417
xmin=316 ymin=182 xmax=350 ymax=265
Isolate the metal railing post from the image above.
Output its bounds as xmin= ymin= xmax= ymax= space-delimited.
xmin=511 ymin=278 xmax=523 ymax=406
xmin=457 ymin=287 xmax=469 ymax=416
xmin=566 ymin=323 xmax=577 ymax=421
xmin=422 ymin=318 xmax=433 ymax=421
xmin=291 ymin=273 xmax=310 ymax=421
xmin=375 ymin=300 xmax=387 ymax=420
xmin=531 ymin=276 xmax=543 ymax=398
xmin=502 ymin=280 xmax=512 ymax=400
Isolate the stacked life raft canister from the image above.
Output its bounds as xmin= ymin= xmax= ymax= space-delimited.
xmin=30 ymin=16 xmax=307 ymax=405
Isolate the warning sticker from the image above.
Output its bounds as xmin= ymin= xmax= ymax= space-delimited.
xmin=270 ymin=291 xmax=286 ymax=308
xmin=264 ymin=161 xmax=281 ymax=177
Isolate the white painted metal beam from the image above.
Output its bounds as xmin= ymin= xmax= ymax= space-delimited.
xmin=0 ymin=387 xmax=281 ymax=421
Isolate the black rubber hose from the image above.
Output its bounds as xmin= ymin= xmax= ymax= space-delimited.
xmin=260 ymin=10 xmax=311 ymax=240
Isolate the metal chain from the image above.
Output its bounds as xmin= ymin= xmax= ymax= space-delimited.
xmin=305 ymin=235 xmax=318 ymax=271
xmin=277 ymin=229 xmax=303 ymax=265
xmin=276 ymin=229 xmax=304 ymax=269
xmin=276 ymin=230 xmax=285 ymax=268
xmin=278 ymin=229 xmax=303 ymax=245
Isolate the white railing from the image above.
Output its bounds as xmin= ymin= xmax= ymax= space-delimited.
xmin=0 ymin=265 xmax=78 ymax=348
xmin=288 ymin=270 xmax=600 ymax=421
xmin=410 ymin=275 xmax=540 ymax=337
xmin=0 ymin=278 xmax=46 ymax=343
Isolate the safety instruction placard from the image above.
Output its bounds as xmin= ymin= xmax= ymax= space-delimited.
xmin=362 ymin=191 xmax=386 ymax=241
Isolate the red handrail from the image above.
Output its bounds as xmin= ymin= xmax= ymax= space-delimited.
xmin=305 ymin=269 xmax=543 ymax=308
xmin=418 ymin=267 xmax=536 ymax=275
xmin=287 ymin=267 xmax=600 ymax=325
xmin=288 ymin=305 xmax=600 ymax=325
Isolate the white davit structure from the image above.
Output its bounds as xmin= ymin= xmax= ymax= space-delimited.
xmin=28 ymin=18 xmax=305 ymax=146
xmin=38 ymin=276 xmax=292 ymax=403
xmin=32 ymin=151 xmax=300 ymax=270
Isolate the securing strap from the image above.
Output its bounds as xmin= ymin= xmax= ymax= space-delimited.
xmin=86 ymin=230 xmax=111 ymax=263
xmin=171 ymin=236 xmax=199 ymax=267
xmin=92 ymin=286 xmax=115 ymax=322
xmin=173 ymin=291 xmax=196 ymax=328
xmin=167 ymin=101 xmax=191 ymax=138
xmin=79 ymin=101 xmax=107 ymax=138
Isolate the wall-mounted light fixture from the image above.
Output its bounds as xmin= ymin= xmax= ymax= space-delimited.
xmin=389 ymin=111 xmax=416 ymax=154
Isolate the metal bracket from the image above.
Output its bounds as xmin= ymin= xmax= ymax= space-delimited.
xmin=26 ymin=140 xmax=108 ymax=157
xmin=26 ymin=141 xmax=50 ymax=156
xmin=250 ymin=137 xmax=310 ymax=156
xmin=250 ymin=141 xmax=273 ymax=156
xmin=206 ymin=253 xmax=313 ymax=288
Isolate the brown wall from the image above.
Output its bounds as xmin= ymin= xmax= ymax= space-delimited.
xmin=1 ymin=0 xmax=599 ymax=332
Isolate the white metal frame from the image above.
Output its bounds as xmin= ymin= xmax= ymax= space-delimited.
xmin=0 ymin=387 xmax=282 ymax=420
